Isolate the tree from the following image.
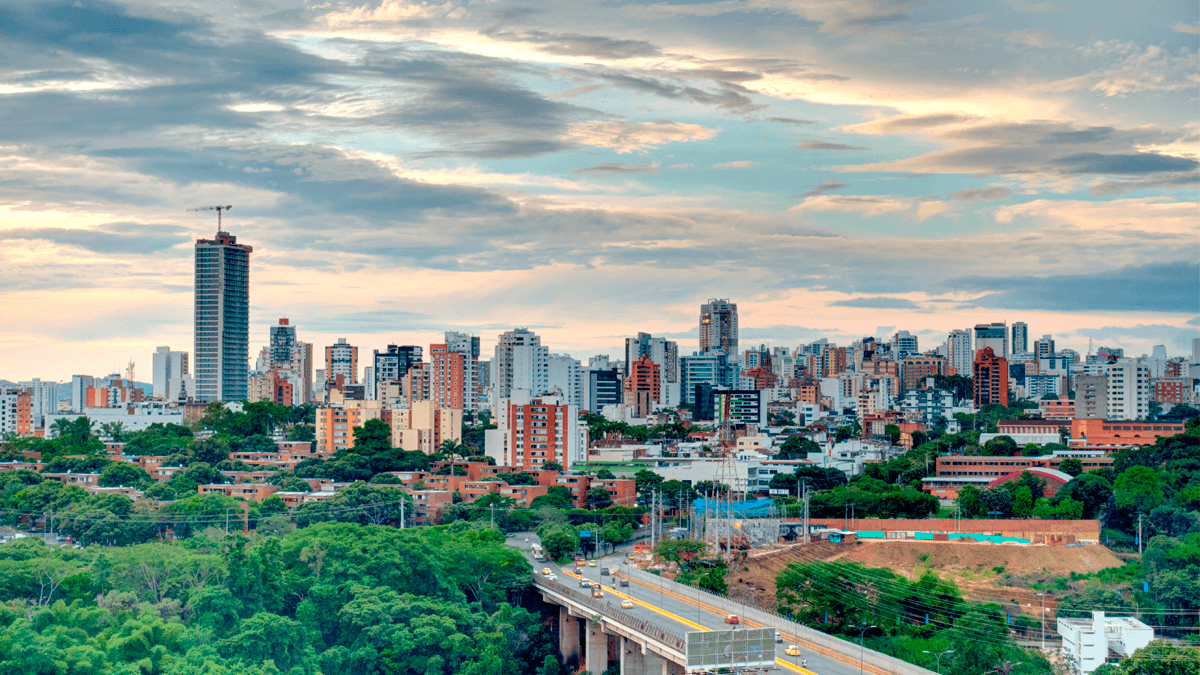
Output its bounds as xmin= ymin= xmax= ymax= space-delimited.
xmin=98 ymin=461 xmax=153 ymax=488
xmin=1058 ymin=457 xmax=1083 ymax=477
xmin=884 ymin=424 xmax=901 ymax=445
xmin=983 ymin=435 xmax=1018 ymax=456
xmin=957 ymin=485 xmax=985 ymax=518
xmin=1123 ymin=640 xmax=1200 ymax=675
xmin=587 ymin=487 xmax=613 ymax=509
xmin=100 ymin=421 xmax=127 ymax=442
xmin=1114 ymin=466 xmax=1165 ymax=514
xmin=540 ymin=527 xmax=579 ymax=559
xmin=1012 ymin=486 xmax=1033 ymax=517
xmin=777 ymin=436 xmax=820 ymax=460
xmin=595 ymin=468 xmax=615 ymax=479
xmin=1055 ymin=473 xmax=1112 ymax=519
xmin=280 ymin=477 xmax=313 ymax=492
xmin=541 ymin=460 xmax=562 ymax=471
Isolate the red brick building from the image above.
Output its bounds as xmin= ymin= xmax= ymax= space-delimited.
xmin=973 ymin=347 xmax=1008 ymax=408
xmin=625 ymin=354 xmax=662 ymax=403
xmin=1038 ymin=396 xmax=1075 ymax=420
xmin=1070 ymin=419 xmax=1186 ymax=447
xmin=430 ymin=343 xmax=467 ymax=410
xmin=1152 ymin=378 xmax=1193 ymax=407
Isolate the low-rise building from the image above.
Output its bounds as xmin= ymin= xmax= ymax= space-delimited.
xmin=1057 ymin=611 xmax=1153 ymax=674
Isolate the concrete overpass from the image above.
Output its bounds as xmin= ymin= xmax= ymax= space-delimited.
xmin=515 ymin=536 xmax=938 ymax=675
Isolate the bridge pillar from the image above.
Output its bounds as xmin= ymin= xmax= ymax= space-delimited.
xmin=559 ymin=606 xmax=580 ymax=667
xmin=643 ymin=649 xmax=668 ymax=675
xmin=586 ymin=620 xmax=609 ymax=675
xmin=620 ymin=637 xmax=643 ymax=675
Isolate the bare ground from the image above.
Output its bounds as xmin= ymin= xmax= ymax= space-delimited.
xmin=726 ymin=540 xmax=1124 ymax=618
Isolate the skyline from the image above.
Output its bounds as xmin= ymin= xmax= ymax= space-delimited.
xmin=1 ymin=0 xmax=1198 ymax=382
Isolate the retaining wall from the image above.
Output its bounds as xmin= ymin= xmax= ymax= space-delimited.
xmin=618 ymin=566 xmax=937 ymax=675
xmin=808 ymin=518 xmax=1100 ymax=541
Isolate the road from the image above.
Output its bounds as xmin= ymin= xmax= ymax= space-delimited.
xmin=509 ymin=534 xmax=870 ymax=675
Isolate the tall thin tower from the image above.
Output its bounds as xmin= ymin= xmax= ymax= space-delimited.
xmin=193 ymin=227 xmax=252 ymax=403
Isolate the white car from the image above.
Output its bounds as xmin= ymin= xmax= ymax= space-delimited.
xmin=546 ymin=573 xmax=558 ymax=581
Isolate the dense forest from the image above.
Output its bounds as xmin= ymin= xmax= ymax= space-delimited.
xmin=0 ymin=522 xmax=566 ymax=675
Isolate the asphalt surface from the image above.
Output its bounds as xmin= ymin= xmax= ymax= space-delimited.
xmin=508 ymin=534 xmax=869 ymax=675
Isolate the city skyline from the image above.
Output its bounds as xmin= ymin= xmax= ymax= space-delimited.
xmin=0 ymin=0 xmax=1197 ymax=382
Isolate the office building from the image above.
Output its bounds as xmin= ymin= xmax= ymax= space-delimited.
xmin=1034 ymin=334 xmax=1056 ymax=359
xmin=17 ymin=378 xmax=57 ymax=429
xmin=946 ymin=329 xmax=972 ymax=376
xmin=890 ymin=331 xmax=919 ymax=359
xmin=152 ymin=347 xmax=191 ymax=402
xmin=624 ymin=354 xmax=661 ymax=416
xmin=973 ymin=347 xmax=1009 ymax=408
xmin=492 ymin=328 xmax=548 ymax=405
xmin=713 ymin=389 xmax=767 ymax=426
xmin=391 ymin=400 xmax=462 ymax=454
xmin=699 ymin=298 xmax=738 ymax=355
xmin=624 ymin=332 xmax=680 ymax=386
xmin=325 ymin=338 xmax=358 ymax=385
xmin=973 ymin=322 xmax=1007 ymax=359
xmin=1106 ymin=360 xmax=1150 ymax=420
xmin=900 ymin=356 xmax=945 ymax=393
xmin=193 ymin=230 xmax=251 ymax=402
xmin=372 ymin=345 xmax=422 ymax=399
xmin=681 ymin=351 xmax=733 ymax=405
xmin=586 ymin=366 xmax=622 ymax=413
xmin=1058 ymin=612 xmax=1152 ymax=675
xmin=70 ymin=375 xmax=95 ymax=413
xmin=445 ymin=331 xmax=482 ymax=411
xmin=1074 ymin=375 xmax=1108 ymax=419
xmin=1011 ymin=322 xmax=1028 ymax=355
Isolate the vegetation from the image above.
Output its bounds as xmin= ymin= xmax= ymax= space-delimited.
xmin=0 ymin=522 xmax=562 ymax=674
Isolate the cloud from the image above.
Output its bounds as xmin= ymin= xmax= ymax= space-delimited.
xmin=794 ymin=179 xmax=849 ymax=198
xmin=619 ymin=0 xmax=915 ymax=35
xmin=1052 ymin=153 xmax=1199 ymax=175
xmin=1005 ymin=28 xmax=1062 ymax=48
xmin=595 ymin=71 xmax=763 ymax=113
xmin=712 ymin=160 xmax=760 ymax=168
xmin=1172 ymin=22 xmax=1200 ymax=34
xmin=479 ymin=29 xmax=661 ymax=59
xmin=563 ymin=120 xmax=719 ymax=153
xmin=1043 ymin=41 xmax=1200 ymax=97
xmin=949 ymin=261 xmax=1200 ymax=313
xmin=769 ymin=117 xmax=817 ymax=126
xmin=0 ymin=223 xmax=189 ymax=255
xmin=829 ymin=296 xmax=920 ymax=309
xmin=1186 ymin=317 xmax=1200 ymax=326
xmin=571 ymin=162 xmax=660 ymax=175
xmin=798 ymin=141 xmax=869 ymax=151
xmin=949 ymin=187 xmax=1013 ymax=201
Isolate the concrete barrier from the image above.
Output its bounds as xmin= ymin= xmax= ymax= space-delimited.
xmin=617 ymin=566 xmax=937 ymax=675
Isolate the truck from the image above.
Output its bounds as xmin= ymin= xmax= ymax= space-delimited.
xmin=531 ymin=544 xmax=547 ymax=562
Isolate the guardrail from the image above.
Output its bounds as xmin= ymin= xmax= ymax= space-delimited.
xmin=616 ymin=566 xmax=937 ymax=675
xmin=533 ymin=574 xmax=687 ymax=653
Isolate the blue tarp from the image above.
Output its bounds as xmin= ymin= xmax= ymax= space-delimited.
xmin=692 ymin=498 xmax=775 ymax=518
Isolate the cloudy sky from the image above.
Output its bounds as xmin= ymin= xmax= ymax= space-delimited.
xmin=1 ymin=0 xmax=1197 ymax=381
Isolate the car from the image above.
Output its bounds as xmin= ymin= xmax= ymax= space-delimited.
xmin=618 ymin=579 xmax=629 ymax=587
xmin=573 ymin=567 xmax=583 ymax=574
xmin=724 ymin=614 xmax=739 ymax=624
xmin=775 ymin=632 xmax=783 ymax=643
xmin=785 ymin=645 xmax=802 ymax=657
xmin=546 ymin=573 xmax=558 ymax=581
xmin=620 ymin=600 xmax=634 ymax=609
xmin=542 ymin=568 xmax=551 ymax=575
xmin=574 ymin=559 xmax=585 ymax=566
xmin=600 ymin=567 xmax=611 ymax=575
xmin=588 ymin=562 xmax=597 ymax=567
xmin=580 ymin=579 xmax=593 ymax=588
xmin=592 ymin=588 xmax=604 ymax=598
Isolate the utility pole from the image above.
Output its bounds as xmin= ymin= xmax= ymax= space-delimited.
xmin=802 ymin=483 xmax=810 ymax=545
xmin=224 ymin=508 xmax=229 ymax=534
xmin=1036 ymin=592 xmax=1046 ymax=652
xmin=1138 ymin=513 xmax=1143 ymax=555
xmin=649 ymin=490 xmax=656 ymax=551
xmin=490 ymin=503 xmax=495 ymax=530
xmin=400 ymin=499 xmax=405 ymax=529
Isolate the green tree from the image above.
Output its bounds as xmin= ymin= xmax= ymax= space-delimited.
xmin=1058 ymin=457 xmax=1083 ymax=477
xmin=1114 ymin=466 xmax=1165 ymax=514
xmin=586 ymin=487 xmax=613 ymax=509
xmin=98 ymin=461 xmax=154 ymax=488
xmin=956 ymin=485 xmax=985 ymax=518
xmin=595 ymin=468 xmax=615 ymax=479
xmin=884 ymin=424 xmax=902 ymax=445
xmin=1011 ymin=486 xmax=1033 ymax=517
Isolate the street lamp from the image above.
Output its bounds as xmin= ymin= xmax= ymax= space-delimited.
xmin=850 ymin=624 xmax=876 ymax=675
xmin=922 ymin=649 xmax=955 ymax=675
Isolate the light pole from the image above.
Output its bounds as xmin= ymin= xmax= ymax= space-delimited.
xmin=922 ymin=649 xmax=955 ymax=675
xmin=1036 ymin=592 xmax=1046 ymax=652
xmin=850 ymin=624 xmax=876 ymax=675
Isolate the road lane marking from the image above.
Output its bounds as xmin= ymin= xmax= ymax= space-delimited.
xmin=559 ymin=570 xmax=709 ymax=631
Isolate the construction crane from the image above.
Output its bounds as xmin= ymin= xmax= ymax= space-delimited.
xmin=186 ymin=204 xmax=233 ymax=233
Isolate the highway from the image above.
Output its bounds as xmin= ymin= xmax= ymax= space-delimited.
xmin=510 ymin=534 xmax=871 ymax=675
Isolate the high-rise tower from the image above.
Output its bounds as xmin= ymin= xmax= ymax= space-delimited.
xmin=700 ymin=298 xmax=738 ymax=355
xmin=194 ymin=231 xmax=252 ymax=402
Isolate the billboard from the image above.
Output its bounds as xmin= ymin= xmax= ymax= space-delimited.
xmin=685 ymin=628 xmax=775 ymax=672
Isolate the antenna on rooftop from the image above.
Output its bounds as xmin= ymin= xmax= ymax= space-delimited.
xmin=186 ymin=204 xmax=234 ymax=234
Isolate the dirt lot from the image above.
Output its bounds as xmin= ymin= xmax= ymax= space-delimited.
xmin=726 ymin=540 xmax=1124 ymax=617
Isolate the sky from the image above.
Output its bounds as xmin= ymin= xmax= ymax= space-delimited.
xmin=0 ymin=0 xmax=1198 ymax=382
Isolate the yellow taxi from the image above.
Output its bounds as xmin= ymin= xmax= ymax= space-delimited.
xmin=588 ymin=562 xmax=597 ymax=567
xmin=785 ymin=645 xmax=802 ymax=657
xmin=620 ymin=600 xmax=634 ymax=609
xmin=541 ymin=568 xmax=552 ymax=575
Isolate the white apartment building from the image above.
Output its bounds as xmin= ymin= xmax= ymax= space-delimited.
xmin=946 ymin=329 xmax=973 ymax=376
xmin=1057 ymin=612 xmax=1153 ymax=674
xmin=492 ymin=328 xmax=549 ymax=413
xmin=547 ymin=353 xmax=585 ymax=409
xmin=17 ymin=378 xmax=57 ymax=429
xmin=1106 ymin=360 xmax=1150 ymax=420
xmin=152 ymin=346 xmax=191 ymax=401
xmin=46 ymin=402 xmax=184 ymax=437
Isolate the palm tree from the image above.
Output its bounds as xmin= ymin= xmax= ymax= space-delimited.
xmin=101 ymin=421 xmax=126 ymax=443
xmin=439 ymin=439 xmax=466 ymax=462
xmin=50 ymin=418 xmax=74 ymax=440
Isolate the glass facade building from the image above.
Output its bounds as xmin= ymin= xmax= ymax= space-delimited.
xmin=194 ymin=231 xmax=252 ymax=402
